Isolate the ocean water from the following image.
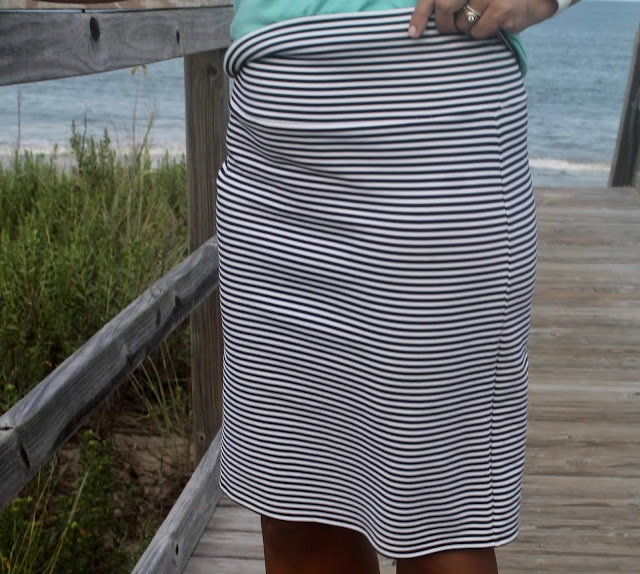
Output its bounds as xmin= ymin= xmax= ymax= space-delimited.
xmin=521 ymin=0 xmax=640 ymax=186
xmin=0 ymin=0 xmax=638 ymax=187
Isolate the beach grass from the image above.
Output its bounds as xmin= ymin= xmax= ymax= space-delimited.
xmin=0 ymin=122 xmax=194 ymax=573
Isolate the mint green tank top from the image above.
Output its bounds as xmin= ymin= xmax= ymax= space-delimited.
xmin=230 ymin=0 xmax=528 ymax=76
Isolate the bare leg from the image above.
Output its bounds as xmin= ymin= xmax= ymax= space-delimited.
xmin=396 ymin=548 xmax=498 ymax=574
xmin=261 ymin=514 xmax=381 ymax=574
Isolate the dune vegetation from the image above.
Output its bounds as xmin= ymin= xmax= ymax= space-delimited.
xmin=0 ymin=122 xmax=195 ymax=573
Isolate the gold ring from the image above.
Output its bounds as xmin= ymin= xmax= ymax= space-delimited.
xmin=461 ymin=3 xmax=482 ymax=23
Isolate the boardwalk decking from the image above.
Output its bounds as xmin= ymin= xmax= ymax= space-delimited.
xmin=185 ymin=186 xmax=640 ymax=574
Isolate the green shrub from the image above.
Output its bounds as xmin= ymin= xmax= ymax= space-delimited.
xmin=0 ymin=431 xmax=140 ymax=574
xmin=51 ymin=431 xmax=130 ymax=574
xmin=0 ymin=123 xmax=193 ymax=571
xmin=0 ymin=123 xmax=189 ymax=408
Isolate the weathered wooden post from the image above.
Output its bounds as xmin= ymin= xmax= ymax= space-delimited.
xmin=185 ymin=48 xmax=229 ymax=462
xmin=610 ymin=23 xmax=640 ymax=188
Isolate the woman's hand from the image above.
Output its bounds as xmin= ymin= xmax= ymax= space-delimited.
xmin=408 ymin=0 xmax=564 ymax=40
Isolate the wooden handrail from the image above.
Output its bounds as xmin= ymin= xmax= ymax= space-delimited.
xmin=0 ymin=4 xmax=230 ymax=571
xmin=0 ymin=6 xmax=233 ymax=86
xmin=610 ymin=23 xmax=640 ymax=187
xmin=0 ymin=237 xmax=219 ymax=510
xmin=132 ymin=428 xmax=223 ymax=573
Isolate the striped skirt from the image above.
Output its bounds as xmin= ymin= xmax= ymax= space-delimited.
xmin=217 ymin=8 xmax=537 ymax=559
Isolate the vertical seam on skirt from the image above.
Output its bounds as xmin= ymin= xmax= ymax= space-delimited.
xmin=491 ymin=105 xmax=513 ymax=544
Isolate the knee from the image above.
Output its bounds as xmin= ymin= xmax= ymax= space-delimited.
xmin=397 ymin=548 xmax=498 ymax=574
xmin=261 ymin=514 xmax=323 ymax=568
xmin=261 ymin=515 xmax=314 ymax=547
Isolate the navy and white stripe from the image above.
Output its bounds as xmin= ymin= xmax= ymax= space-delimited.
xmin=217 ymin=8 xmax=536 ymax=559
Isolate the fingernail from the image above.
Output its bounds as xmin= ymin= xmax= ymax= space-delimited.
xmin=408 ymin=24 xmax=418 ymax=37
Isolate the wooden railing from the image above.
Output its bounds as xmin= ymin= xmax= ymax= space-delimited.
xmin=0 ymin=3 xmax=232 ymax=571
xmin=610 ymin=22 xmax=640 ymax=188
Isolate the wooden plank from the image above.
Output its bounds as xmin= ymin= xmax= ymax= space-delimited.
xmin=185 ymin=557 xmax=266 ymax=574
xmin=185 ymin=48 xmax=228 ymax=462
xmin=526 ymin=419 xmax=640 ymax=446
xmin=192 ymin=530 xmax=266 ymax=560
xmin=534 ymin=245 xmax=639 ymax=264
xmin=0 ymin=7 xmax=233 ymax=86
xmin=533 ymin=305 xmax=640 ymax=326
xmin=533 ymin=187 xmax=640 ymax=209
xmin=527 ymin=397 xmax=640 ymax=424
xmin=521 ymin=474 xmax=640 ymax=500
xmin=202 ymin=504 xmax=262 ymax=533
xmin=500 ymin=527 xmax=640 ymax=559
xmin=530 ymin=371 xmax=639 ymax=386
xmin=132 ymin=429 xmax=223 ymax=574
xmin=535 ymin=210 xmax=640 ymax=225
xmin=0 ymin=237 xmax=219 ymax=510
xmin=610 ymin=24 xmax=640 ymax=187
xmin=534 ymin=262 xmax=638 ymax=279
xmin=530 ymin=325 xmax=640 ymax=347
xmin=186 ymin=556 xmax=396 ymax=574
xmin=525 ymin=444 xmax=639 ymax=478
xmin=497 ymin=552 xmax=639 ymax=573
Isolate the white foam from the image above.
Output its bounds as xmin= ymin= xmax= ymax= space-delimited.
xmin=0 ymin=145 xmax=612 ymax=178
xmin=0 ymin=142 xmax=186 ymax=166
xmin=529 ymin=158 xmax=610 ymax=173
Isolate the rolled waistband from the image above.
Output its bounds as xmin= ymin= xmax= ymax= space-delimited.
xmin=224 ymin=8 xmax=520 ymax=79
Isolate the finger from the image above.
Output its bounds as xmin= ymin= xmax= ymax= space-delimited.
xmin=454 ymin=9 xmax=472 ymax=35
xmin=409 ymin=0 xmax=435 ymax=38
xmin=454 ymin=0 xmax=486 ymax=36
xmin=469 ymin=4 xmax=505 ymax=39
xmin=435 ymin=0 xmax=465 ymax=34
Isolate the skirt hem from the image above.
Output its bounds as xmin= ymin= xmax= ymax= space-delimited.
xmin=219 ymin=480 xmax=520 ymax=560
